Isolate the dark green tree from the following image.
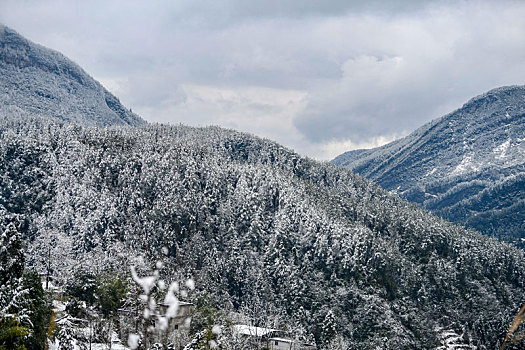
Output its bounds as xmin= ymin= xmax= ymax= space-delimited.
xmin=0 ymin=316 xmax=30 ymax=350
xmin=21 ymin=271 xmax=51 ymax=350
xmin=95 ymin=275 xmax=127 ymax=318
xmin=66 ymin=271 xmax=97 ymax=306
xmin=0 ymin=222 xmax=24 ymax=288
xmin=0 ymin=216 xmax=30 ymax=350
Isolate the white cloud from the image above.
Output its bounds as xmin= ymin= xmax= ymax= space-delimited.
xmin=139 ymin=84 xmax=308 ymax=144
xmin=295 ymin=2 xmax=525 ymax=146
xmin=311 ymin=133 xmax=406 ymax=161
xmin=1 ymin=0 xmax=525 ymax=160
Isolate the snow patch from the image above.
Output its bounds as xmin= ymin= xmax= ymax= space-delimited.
xmin=128 ymin=333 xmax=140 ymax=349
xmin=493 ymin=139 xmax=510 ymax=160
xmin=424 ymin=167 xmax=437 ymax=177
xmin=451 ymin=155 xmax=479 ymax=176
xmin=130 ymin=266 xmax=158 ymax=295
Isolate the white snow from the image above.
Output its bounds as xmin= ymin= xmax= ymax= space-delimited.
xmin=434 ymin=327 xmax=476 ymax=350
xmin=232 ymin=324 xmax=278 ymax=337
xmin=451 ymin=155 xmax=479 ymax=176
xmin=164 ymin=281 xmax=180 ymax=319
xmin=185 ymin=278 xmax=195 ymax=290
xmin=48 ymin=338 xmax=58 ymax=350
xmin=52 ymin=299 xmax=66 ymax=312
xmin=493 ymin=139 xmax=510 ymax=160
xmin=424 ymin=167 xmax=437 ymax=177
xmin=91 ymin=344 xmax=130 ymax=350
xmin=211 ymin=325 xmax=222 ymax=335
xmin=127 ymin=333 xmax=140 ymax=350
xmin=130 ymin=266 xmax=158 ymax=295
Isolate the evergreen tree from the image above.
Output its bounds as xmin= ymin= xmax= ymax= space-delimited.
xmin=21 ymin=271 xmax=52 ymax=350
xmin=0 ymin=210 xmax=51 ymax=350
xmin=321 ymin=310 xmax=337 ymax=346
xmin=0 ymin=213 xmax=30 ymax=349
xmin=0 ymin=221 xmax=24 ymax=289
xmin=0 ymin=217 xmax=27 ymax=317
xmin=0 ymin=316 xmax=30 ymax=350
xmin=0 ymin=117 xmax=524 ymax=348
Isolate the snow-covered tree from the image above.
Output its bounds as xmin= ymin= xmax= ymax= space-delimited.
xmin=0 ymin=216 xmax=28 ymax=321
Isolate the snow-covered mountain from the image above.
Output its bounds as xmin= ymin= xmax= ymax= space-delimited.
xmin=0 ymin=24 xmax=144 ymax=127
xmin=1 ymin=27 xmax=524 ymax=348
xmin=3 ymin=116 xmax=525 ymax=349
xmin=333 ymin=86 xmax=525 ymax=246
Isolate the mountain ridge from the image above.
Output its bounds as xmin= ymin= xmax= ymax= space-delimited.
xmin=333 ymin=85 xmax=525 ymax=245
xmin=2 ymin=115 xmax=523 ymax=349
xmin=0 ymin=24 xmax=144 ymax=127
xmin=1 ymin=25 xmax=524 ymax=348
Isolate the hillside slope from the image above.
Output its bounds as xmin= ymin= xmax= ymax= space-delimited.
xmin=0 ymin=26 xmax=524 ymax=349
xmin=0 ymin=116 xmax=523 ymax=349
xmin=333 ymin=86 xmax=525 ymax=246
xmin=0 ymin=25 xmax=144 ymax=127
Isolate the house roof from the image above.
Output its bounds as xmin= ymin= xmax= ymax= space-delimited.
xmin=231 ymin=324 xmax=292 ymax=338
xmin=158 ymin=301 xmax=193 ymax=307
xmin=232 ymin=324 xmax=279 ymax=337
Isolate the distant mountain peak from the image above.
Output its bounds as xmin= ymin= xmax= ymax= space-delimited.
xmin=0 ymin=24 xmax=145 ymax=127
xmin=333 ymin=85 xmax=525 ymax=246
xmin=465 ymin=85 xmax=525 ymax=104
xmin=446 ymin=85 xmax=525 ymax=121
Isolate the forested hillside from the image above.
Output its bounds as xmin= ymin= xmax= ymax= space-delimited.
xmin=333 ymin=86 xmax=525 ymax=247
xmin=1 ymin=115 xmax=524 ymax=349
xmin=0 ymin=25 xmax=144 ymax=127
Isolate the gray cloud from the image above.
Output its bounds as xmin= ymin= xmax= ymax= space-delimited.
xmin=1 ymin=0 xmax=525 ymax=160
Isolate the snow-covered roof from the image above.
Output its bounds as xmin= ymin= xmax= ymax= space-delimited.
xmin=232 ymin=324 xmax=279 ymax=337
xmin=158 ymin=301 xmax=193 ymax=307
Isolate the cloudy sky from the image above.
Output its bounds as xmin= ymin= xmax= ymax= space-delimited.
xmin=1 ymin=0 xmax=525 ymax=159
